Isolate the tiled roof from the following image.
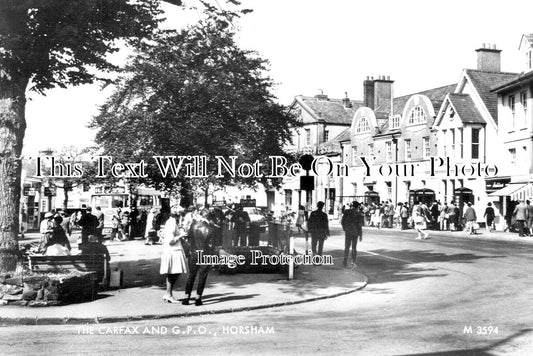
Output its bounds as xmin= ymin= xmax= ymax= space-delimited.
xmin=448 ymin=94 xmax=485 ymax=124
xmin=465 ymin=69 xmax=518 ymax=124
xmin=491 ymin=70 xmax=533 ymax=93
xmin=297 ymin=96 xmax=364 ymax=125
xmin=317 ymin=128 xmax=350 ymax=155
xmin=375 ymin=84 xmax=456 ymax=116
xmin=376 ymin=83 xmax=456 ymax=134
xmin=335 ymin=128 xmax=351 ymax=142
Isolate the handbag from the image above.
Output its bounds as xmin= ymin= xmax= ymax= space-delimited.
xmin=473 ymin=223 xmax=480 ymax=230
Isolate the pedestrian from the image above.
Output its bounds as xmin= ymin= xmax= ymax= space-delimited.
xmin=38 ymin=212 xmax=54 ymax=252
xmin=296 ymin=205 xmax=306 ymax=234
xmin=341 ymin=201 xmax=364 ymax=268
xmin=394 ymin=202 xmax=402 ymax=230
xmin=464 ymin=202 xmax=478 ymax=235
xmin=182 ymin=208 xmax=215 ymax=306
xmin=513 ymin=200 xmax=528 ymax=237
xmin=363 ymin=203 xmax=371 ymax=226
xmin=400 ymin=203 xmax=409 ymax=230
xmin=387 ymin=199 xmax=395 ymax=228
xmin=144 ymin=207 xmax=158 ymax=244
xmin=94 ymin=206 xmax=104 ymax=243
xmin=431 ymin=201 xmax=440 ymax=230
xmin=484 ymin=202 xmax=495 ymax=232
xmin=59 ymin=210 xmax=72 ymax=237
xmin=121 ymin=211 xmax=131 ymax=240
xmin=413 ymin=210 xmax=430 ymax=240
xmin=451 ymin=202 xmax=460 ymax=231
xmin=372 ymin=203 xmax=382 ymax=229
xmin=77 ymin=208 xmax=98 ymax=245
xmin=526 ymin=200 xmax=533 ymax=236
xmin=307 ymin=201 xmax=329 ymax=257
xmin=130 ymin=207 xmax=139 ymax=238
xmin=44 ymin=215 xmax=72 ymax=253
xmin=110 ymin=208 xmax=122 ymax=241
xmin=231 ymin=204 xmax=250 ymax=246
xmin=440 ymin=202 xmax=449 ymax=231
xmin=160 ymin=206 xmax=188 ymax=304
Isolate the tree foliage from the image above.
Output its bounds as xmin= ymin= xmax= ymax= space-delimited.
xmin=0 ymin=0 xmax=168 ymax=92
xmin=91 ymin=11 xmax=298 ymax=195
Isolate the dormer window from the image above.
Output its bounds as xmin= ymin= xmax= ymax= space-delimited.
xmin=356 ymin=117 xmax=370 ymax=133
xmin=389 ymin=115 xmax=401 ymax=130
xmin=408 ymin=105 xmax=427 ymax=125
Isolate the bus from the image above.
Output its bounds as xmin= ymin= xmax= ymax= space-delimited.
xmin=90 ymin=187 xmax=168 ymax=237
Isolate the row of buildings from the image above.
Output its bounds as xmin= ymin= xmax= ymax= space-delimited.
xmin=275 ymin=34 xmax=533 ymax=230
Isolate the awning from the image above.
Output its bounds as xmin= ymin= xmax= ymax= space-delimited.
xmin=488 ymin=183 xmax=533 ymax=200
xmin=135 ymin=187 xmax=163 ymax=196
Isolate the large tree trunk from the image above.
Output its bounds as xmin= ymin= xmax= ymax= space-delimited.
xmin=0 ymin=74 xmax=29 ymax=272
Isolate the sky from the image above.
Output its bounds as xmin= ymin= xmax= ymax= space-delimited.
xmin=23 ymin=0 xmax=533 ymax=155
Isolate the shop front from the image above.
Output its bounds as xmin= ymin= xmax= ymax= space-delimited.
xmin=409 ymin=188 xmax=435 ymax=207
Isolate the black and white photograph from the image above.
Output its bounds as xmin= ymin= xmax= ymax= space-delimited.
xmin=1 ymin=0 xmax=533 ymax=355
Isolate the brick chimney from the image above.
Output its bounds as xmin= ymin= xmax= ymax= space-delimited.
xmin=363 ymin=76 xmax=375 ymax=109
xmin=373 ymin=75 xmax=394 ymax=113
xmin=476 ymin=43 xmax=501 ymax=72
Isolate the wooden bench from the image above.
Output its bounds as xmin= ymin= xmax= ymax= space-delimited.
xmin=28 ymin=254 xmax=109 ymax=287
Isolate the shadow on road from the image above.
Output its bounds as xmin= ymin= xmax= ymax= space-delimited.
xmin=334 ymin=247 xmax=504 ymax=286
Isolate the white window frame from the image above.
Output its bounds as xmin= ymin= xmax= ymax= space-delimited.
xmin=305 ymin=128 xmax=311 ymax=146
xmin=368 ymin=143 xmax=374 ymax=157
xmin=356 ymin=117 xmax=370 ymax=133
xmin=386 ymin=141 xmax=393 ymax=162
xmin=389 ymin=115 xmax=401 ymax=130
xmin=408 ymin=105 xmax=427 ymax=125
xmin=423 ymin=137 xmax=430 ymax=159
xmin=352 ymin=146 xmax=357 ymax=165
xmin=405 ymin=139 xmax=412 ymax=160
xmin=471 ymin=128 xmax=480 ymax=160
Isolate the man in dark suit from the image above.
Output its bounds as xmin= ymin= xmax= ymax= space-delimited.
xmin=341 ymin=201 xmax=364 ymax=268
xmin=307 ymin=201 xmax=329 ymax=256
xmin=183 ymin=209 xmax=215 ymax=306
xmin=231 ymin=205 xmax=250 ymax=246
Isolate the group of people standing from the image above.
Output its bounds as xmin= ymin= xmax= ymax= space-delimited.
xmin=509 ymin=199 xmax=533 ymax=237
xmin=110 ymin=207 xmax=149 ymax=242
xmin=38 ymin=208 xmax=110 ymax=269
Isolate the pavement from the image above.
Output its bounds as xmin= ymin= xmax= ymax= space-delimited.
xmin=1 ymin=229 xmax=367 ymax=326
xmin=362 ymin=223 xmax=533 ymax=245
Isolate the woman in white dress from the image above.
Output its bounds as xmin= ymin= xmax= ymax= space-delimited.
xmin=413 ymin=211 xmax=430 ymax=240
xmin=160 ymin=207 xmax=189 ymax=303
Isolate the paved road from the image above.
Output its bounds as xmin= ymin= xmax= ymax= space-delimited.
xmin=4 ymin=227 xmax=533 ymax=355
